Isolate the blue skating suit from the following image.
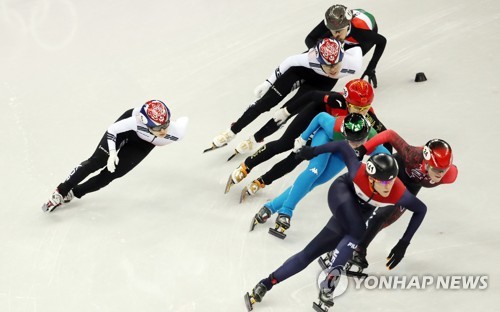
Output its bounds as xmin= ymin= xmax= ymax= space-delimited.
xmin=265 ymin=112 xmax=389 ymax=218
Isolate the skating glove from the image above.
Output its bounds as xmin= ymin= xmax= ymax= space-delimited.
xmin=295 ymin=146 xmax=316 ymax=161
xmin=386 ymin=239 xmax=409 ymax=270
xmin=254 ymin=80 xmax=272 ymax=99
xmin=106 ymin=149 xmax=119 ymax=173
xmin=361 ymin=68 xmax=378 ymax=88
xmin=354 ymin=145 xmax=367 ymax=160
xmin=273 ymin=107 xmax=291 ymax=126
xmin=292 ymin=136 xmax=307 ymax=153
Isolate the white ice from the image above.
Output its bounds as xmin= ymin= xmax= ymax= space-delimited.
xmin=1 ymin=0 xmax=499 ymax=311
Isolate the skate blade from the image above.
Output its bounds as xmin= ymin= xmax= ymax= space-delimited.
xmin=244 ymin=292 xmax=254 ymax=311
xmin=317 ymin=257 xmax=330 ymax=271
xmin=227 ymin=151 xmax=239 ymax=161
xmin=268 ymin=227 xmax=286 ymax=239
xmin=249 ymin=216 xmax=259 ymax=232
xmin=41 ymin=203 xmax=59 ymax=213
xmin=224 ymin=174 xmax=234 ymax=194
xmin=240 ymin=187 xmax=250 ymax=203
xmin=346 ymin=270 xmax=368 ymax=278
xmin=203 ymin=143 xmax=227 ymax=153
xmin=312 ymin=301 xmax=330 ymax=312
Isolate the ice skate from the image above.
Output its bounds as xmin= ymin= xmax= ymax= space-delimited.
xmin=204 ymin=129 xmax=235 ymax=153
xmin=41 ymin=189 xmax=64 ymax=212
xmin=240 ymin=178 xmax=265 ymax=203
xmin=228 ymin=136 xmax=257 ymax=161
xmin=250 ymin=206 xmax=272 ymax=231
xmin=63 ymin=190 xmax=74 ymax=203
xmin=312 ymin=287 xmax=334 ymax=312
xmin=244 ymin=282 xmax=267 ymax=311
xmin=268 ymin=214 xmax=290 ymax=239
xmin=224 ymin=163 xmax=249 ymax=194
xmin=345 ymin=250 xmax=369 ymax=278
xmin=318 ymin=250 xmax=334 ymax=271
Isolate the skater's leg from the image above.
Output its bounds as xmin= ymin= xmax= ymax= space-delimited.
xmin=325 ymin=177 xmax=367 ymax=268
xmin=259 ymin=152 xmax=303 ymax=185
xmin=56 ymin=134 xmax=110 ymax=197
xmin=309 ymin=153 xmax=346 ymax=187
xmin=73 ymin=141 xmax=154 ymax=198
xmin=244 ymin=105 xmax=318 ymax=170
xmin=277 ymin=130 xmax=331 ymax=217
xmin=230 ymin=71 xmax=300 ymax=134
xmin=259 ymin=216 xmax=343 ymax=290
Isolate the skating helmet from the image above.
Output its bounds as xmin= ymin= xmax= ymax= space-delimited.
xmin=340 ymin=113 xmax=371 ymax=142
xmin=315 ymin=38 xmax=344 ymax=65
xmin=139 ymin=100 xmax=171 ymax=129
xmin=324 ymin=4 xmax=352 ymax=31
xmin=423 ymin=139 xmax=453 ymax=169
xmin=343 ymin=79 xmax=374 ymax=107
xmin=366 ymin=153 xmax=399 ymax=181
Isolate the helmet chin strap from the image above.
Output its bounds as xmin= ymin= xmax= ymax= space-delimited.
xmin=357 ymin=178 xmax=377 ymax=205
xmin=369 ymin=179 xmax=380 ymax=196
xmin=421 ymin=161 xmax=429 ymax=174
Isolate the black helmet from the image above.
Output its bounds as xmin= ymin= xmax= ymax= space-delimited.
xmin=341 ymin=113 xmax=371 ymax=142
xmin=366 ymin=153 xmax=399 ymax=181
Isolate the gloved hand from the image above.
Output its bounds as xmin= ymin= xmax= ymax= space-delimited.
xmin=295 ymin=146 xmax=316 ymax=161
xmin=106 ymin=149 xmax=119 ymax=173
xmin=386 ymin=239 xmax=409 ymax=270
xmin=293 ymin=136 xmax=307 ymax=153
xmin=254 ymin=80 xmax=272 ymax=99
xmin=354 ymin=145 xmax=367 ymax=161
xmin=273 ymin=107 xmax=291 ymax=126
xmin=361 ymin=68 xmax=378 ymax=88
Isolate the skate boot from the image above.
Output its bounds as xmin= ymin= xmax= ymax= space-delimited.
xmin=318 ymin=250 xmax=334 ymax=270
xmin=235 ymin=136 xmax=257 ymax=154
xmin=240 ymin=177 xmax=265 ymax=203
xmin=228 ymin=136 xmax=257 ymax=161
xmin=244 ymin=282 xmax=268 ymax=311
xmin=345 ymin=249 xmax=369 ymax=278
xmin=41 ymin=189 xmax=64 ymax=212
xmin=63 ymin=190 xmax=74 ymax=203
xmin=224 ymin=163 xmax=249 ymax=194
xmin=250 ymin=206 xmax=272 ymax=231
xmin=268 ymin=214 xmax=291 ymax=239
xmin=213 ymin=129 xmax=235 ymax=147
xmin=312 ymin=287 xmax=334 ymax=312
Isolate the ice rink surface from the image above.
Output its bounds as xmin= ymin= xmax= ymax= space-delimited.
xmin=1 ymin=0 xmax=499 ymax=311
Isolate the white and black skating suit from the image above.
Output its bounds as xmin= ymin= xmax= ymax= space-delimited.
xmin=56 ymin=107 xmax=188 ymax=199
xmin=228 ymin=45 xmax=362 ymax=138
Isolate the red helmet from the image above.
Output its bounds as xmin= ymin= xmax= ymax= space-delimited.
xmin=343 ymin=79 xmax=374 ymax=107
xmin=423 ymin=139 xmax=453 ymax=169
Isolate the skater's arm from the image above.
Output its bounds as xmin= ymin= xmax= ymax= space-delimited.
xmin=365 ymin=110 xmax=387 ymax=133
xmin=305 ymin=21 xmax=329 ymax=49
xmin=356 ymin=29 xmax=387 ymax=75
xmin=285 ymin=91 xmax=344 ymax=116
xmin=106 ymin=117 xmax=137 ymax=151
xmin=384 ymin=189 xmax=426 ymax=270
xmin=266 ymin=53 xmax=309 ymax=85
xmin=336 ymin=46 xmax=363 ymax=78
xmin=363 ymin=130 xmax=412 ymax=155
xmin=396 ymin=191 xmax=427 ymax=243
xmin=309 ymin=140 xmax=361 ymax=173
xmin=365 ymin=128 xmax=390 ymax=156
